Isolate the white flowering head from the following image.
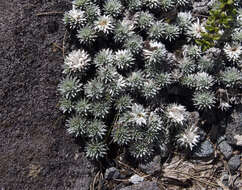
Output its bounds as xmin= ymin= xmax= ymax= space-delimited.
xmin=65 ymin=50 xmax=91 ymax=72
xmin=129 ymin=104 xmax=147 ymax=126
xmin=63 ymin=8 xmax=86 ymax=28
xmin=187 ymin=18 xmax=206 ymax=40
xmin=177 ymin=125 xmax=200 ymax=150
xmin=223 ymin=43 xmax=242 ymax=63
xmin=166 ymin=104 xmax=188 ymax=125
xmin=94 ymin=15 xmax=114 ymax=34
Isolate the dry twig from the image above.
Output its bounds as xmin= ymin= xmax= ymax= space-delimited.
xmin=36 ymin=11 xmax=63 ymax=16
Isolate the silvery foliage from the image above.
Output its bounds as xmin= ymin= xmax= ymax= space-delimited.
xmin=59 ymin=0 xmax=242 ymax=161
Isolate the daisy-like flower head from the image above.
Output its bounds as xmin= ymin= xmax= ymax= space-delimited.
xmin=223 ymin=43 xmax=242 ymax=63
xmin=177 ymin=125 xmax=200 ymax=150
xmin=64 ymin=49 xmax=91 ymax=72
xmin=94 ymin=15 xmax=114 ymax=34
xmin=187 ymin=18 xmax=205 ymax=40
xmin=166 ymin=104 xmax=188 ymax=125
xmin=128 ymin=104 xmax=147 ymax=126
xmin=63 ymin=8 xmax=86 ymax=28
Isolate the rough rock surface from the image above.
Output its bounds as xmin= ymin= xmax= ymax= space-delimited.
xmin=105 ymin=167 xmax=120 ymax=180
xmin=217 ymin=140 xmax=233 ymax=160
xmin=225 ymin=110 xmax=242 ymax=147
xmin=119 ymin=181 xmax=160 ymax=190
xmin=139 ymin=155 xmax=161 ymax=175
xmin=191 ymin=140 xmax=214 ymax=160
xmin=228 ymin=155 xmax=241 ymax=174
xmin=0 ymin=0 xmax=95 ymax=189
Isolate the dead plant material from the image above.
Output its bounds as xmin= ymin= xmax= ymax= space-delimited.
xmin=90 ymin=171 xmax=102 ymax=190
xmin=62 ymin=30 xmax=67 ymax=59
xmin=161 ymin=155 xmax=224 ymax=189
xmin=36 ymin=11 xmax=64 ymax=16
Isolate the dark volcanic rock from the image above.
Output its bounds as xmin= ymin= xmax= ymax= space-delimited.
xmin=217 ymin=140 xmax=233 ymax=160
xmin=139 ymin=155 xmax=161 ymax=175
xmin=120 ymin=181 xmax=159 ymax=190
xmin=228 ymin=155 xmax=241 ymax=174
xmin=191 ymin=140 xmax=214 ymax=161
xmin=105 ymin=167 xmax=120 ymax=180
xmin=225 ymin=110 xmax=242 ymax=147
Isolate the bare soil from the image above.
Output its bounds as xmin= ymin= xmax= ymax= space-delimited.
xmin=0 ymin=1 xmax=94 ymax=189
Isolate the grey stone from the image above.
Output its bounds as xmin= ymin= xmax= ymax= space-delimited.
xmin=128 ymin=174 xmax=144 ymax=184
xmin=217 ymin=140 xmax=233 ymax=160
xmin=225 ymin=110 xmax=242 ymax=147
xmin=120 ymin=181 xmax=160 ymax=190
xmin=228 ymin=155 xmax=241 ymax=174
xmin=220 ymin=172 xmax=229 ymax=187
xmin=139 ymin=155 xmax=161 ymax=175
xmin=104 ymin=167 xmax=120 ymax=180
xmin=191 ymin=140 xmax=214 ymax=160
xmin=198 ymin=129 xmax=207 ymax=142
